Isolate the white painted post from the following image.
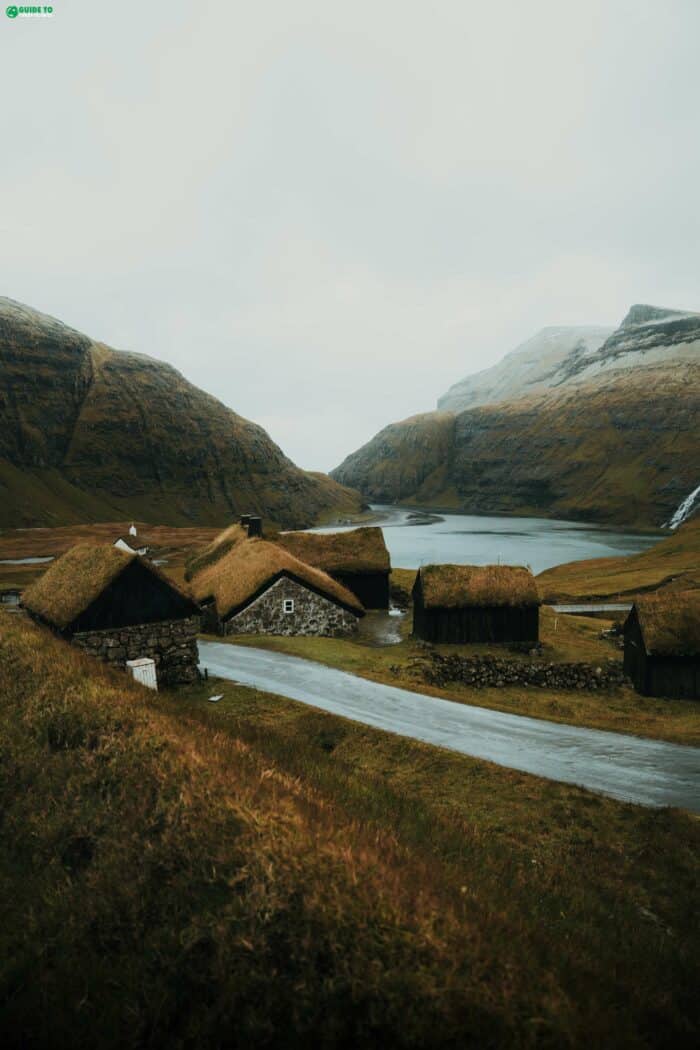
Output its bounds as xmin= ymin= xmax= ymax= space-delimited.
xmin=126 ymin=657 xmax=158 ymax=691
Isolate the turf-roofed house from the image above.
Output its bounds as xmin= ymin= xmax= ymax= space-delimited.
xmin=22 ymin=544 xmax=201 ymax=686
xmin=191 ymin=538 xmax=364 ymax=636
xmin=623 ymin=591 xmax=700 ymax=699
xmin=276 ymin=527 xmax=391 ymax=608
xmin=412 ymin=564 xmax=541 ymax=644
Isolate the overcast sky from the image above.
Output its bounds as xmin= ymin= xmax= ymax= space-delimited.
xmin=1 ymin=0 xmax=699 ymax=471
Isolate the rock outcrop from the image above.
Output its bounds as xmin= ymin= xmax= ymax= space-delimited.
xmin=0 ymin=298 xmax=362 ymax=528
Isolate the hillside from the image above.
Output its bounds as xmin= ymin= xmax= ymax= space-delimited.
xmin=2 ymin=610 xmax=699 ymax=1047
xmin=538 ymin=516 xmax=700 ymax=602
xmin=0 ymin=298 xmax=361 ymax=529
xmin=333 ymin=305 xmax=700 ymax=528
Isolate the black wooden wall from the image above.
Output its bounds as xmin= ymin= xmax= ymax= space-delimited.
xmin=69 ymin=560 xmax=198 ymax=633
xmin=333 ymin=571 xmax=389 ymax=610
xmin=412 ymin=586 xmax=539 ymax=643
xmin=623 ymin=611 xmax=647 ymax=692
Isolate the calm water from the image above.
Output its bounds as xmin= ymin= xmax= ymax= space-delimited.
xmin=312 ymin=506 xmax=660 ymax=574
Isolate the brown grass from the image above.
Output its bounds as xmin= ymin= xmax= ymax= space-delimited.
xmin=276 ymin=527 xmax=390 ymax=574
xmin=0 ymin=522 xmax=223 ymax=595
xmin=2 ymin=610 xmax=699 ymax=1047
xmin=183 ymin=522 xmax=248 ymax=580
xmin=21 ymin=543 xmax=196 ymax=630
xmin=538 ymin=517 xmax=700 ymax=602
xmin=418 ymin=563 xmax=540 ymax=608
xmin=190 ymin=538 xmax=364 ymax=618
xmin=635 ymin=590 xmax=700 ymax=656
xmin=21 ymin=544 xmax=136 ymax=629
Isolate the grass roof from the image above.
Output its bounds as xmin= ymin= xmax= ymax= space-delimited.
xmin=417 ymin=564 xmax=540 ymax=609
xmin=191 ymin=539 xmax=364 ymax=619
xmin=634 ymin=590 xmax=700 ymax=656
xmin=184 ymin=523 xmax=248 ymax=581
xmin=22 ymin=543 xmax=196 ymax=630
xmin=276 ymin=527 xmax=390 ymax=575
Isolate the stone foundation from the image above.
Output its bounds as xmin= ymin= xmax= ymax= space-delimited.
xmin=225 ymin=576 xmax=359 ymax=637
xmin=404 ymin=650 xmax=627 ymax=692
xmin=72 ymin=615 xmax=200 ymax=687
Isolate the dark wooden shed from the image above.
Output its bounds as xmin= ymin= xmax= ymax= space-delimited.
xmin=276 ymin=527 xmax=391 ymax=609
xmin=412 ymin=563 xmax=540 ymax=644
xmin=22 ymin=544 xmax=201 ymax=686
xmin=623 ymin=591 xmax=700 ymax=699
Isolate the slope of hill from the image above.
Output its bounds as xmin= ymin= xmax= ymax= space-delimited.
xmin=0 ymin=298 xmax=361 ymax=528
xmin=2 ymin=611 xmax=698 ymax=1047
xmin=333 ymin=305 xmax=700 ymax=527
xmin=537 ymin=516 xmax=700 ymax=602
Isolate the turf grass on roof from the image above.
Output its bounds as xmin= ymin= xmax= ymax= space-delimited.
xmin=633 ymin=590 xmax=700 ymax=656
xmin=417 ymin=563 xmax=540 ymax=610
xmin=276 ymin=527 xmax=390 ymax=575
xmin=23 ymin=543 xmax=196 ymax=630
xmin=191 ymin=538 xmax=364 ymax=619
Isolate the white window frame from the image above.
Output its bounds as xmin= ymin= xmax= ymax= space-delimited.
xmin=283 ymin=599 xmax=295 ymax=614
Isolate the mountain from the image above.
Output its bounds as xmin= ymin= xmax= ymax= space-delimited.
xmin=438 ymin=325 xmax=614 ymax=413
xmin=332 ymin=305 xmax=700 ymax=528
xmin=0 ymin=298 xmax=362 ymax=529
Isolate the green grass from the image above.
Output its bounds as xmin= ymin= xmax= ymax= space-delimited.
xmin=1 ymin=610 xmax=699 ymax=1048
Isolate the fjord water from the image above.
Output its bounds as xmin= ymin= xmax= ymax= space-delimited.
xmin=313 ymin=506 xmax=660 ymax=574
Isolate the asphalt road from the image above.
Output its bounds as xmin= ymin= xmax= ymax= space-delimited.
xmin=199 ymin=641 xmax=700 ymax=812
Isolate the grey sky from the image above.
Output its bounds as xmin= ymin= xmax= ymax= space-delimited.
xmin=1 ymin=0 xmax=699 ymax=471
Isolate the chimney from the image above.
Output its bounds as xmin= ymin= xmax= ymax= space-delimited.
xmin=247 ymin=516 xmax=263 ymax=538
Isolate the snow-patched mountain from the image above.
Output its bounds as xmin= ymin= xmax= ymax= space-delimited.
xmin=437 ymin=326 xmax=613 ymax=412
xmin=438 ymin=304 xmax=700 ymax=413
xmin=333 ymin=304 xmax=700 ymax=528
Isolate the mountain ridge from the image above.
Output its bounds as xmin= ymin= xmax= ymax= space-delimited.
xmin=333 ymin=304 xmax=700 ymax=528
xmin=0 ymin=297 xmax=362 ymax=529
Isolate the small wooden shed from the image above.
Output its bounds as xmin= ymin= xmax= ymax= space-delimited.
xmin=22 ymin=544 xmax=201 ymax=686
xmin=276 ymin=527 xmax=391 ymax=609
xmin=412 ymin=563 xmax=540 ymax=644
xmin=623 ymin=591 xmax=700 ymax=699
xmin=191 ymin=538 xmax=364 ymax=637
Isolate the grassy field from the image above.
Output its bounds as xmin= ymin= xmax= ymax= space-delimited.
xmin=1 ymin=610 xmax=698 ymax=1048
xmin=218 ymin=600 xmax=700 ymax=745
xmin=538 ymin=518 xmax=700 ymax=601
xmin=0 ymin=521 xmax=220 ymax=594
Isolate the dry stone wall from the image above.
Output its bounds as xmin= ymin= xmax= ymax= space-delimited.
xmin=72 ymin=615 xmax=200 ymax=686
xmin=226 ymin=576 xmax=358 ymax=637
xmin=410 ymin=650 xmax=626 ymax=692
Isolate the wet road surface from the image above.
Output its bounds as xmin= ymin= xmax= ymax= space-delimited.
xmin=199 ymin=642 xmax=700 ymax=812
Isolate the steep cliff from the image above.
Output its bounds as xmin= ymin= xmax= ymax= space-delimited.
xmin=0 ymin=298 xmax=362 ymax=528
xmin=333 ymin=305 xmax=700 ymax=527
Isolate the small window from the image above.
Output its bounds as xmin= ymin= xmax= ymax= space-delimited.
xmin=283 ymin=599 xmax=295 ymax=614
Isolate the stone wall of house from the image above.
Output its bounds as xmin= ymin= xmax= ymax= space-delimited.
xmin=226 ymin=576 xmax=358 ymax=637
xmin=72 ymin=615 xmax=200 ymax=686
xmin=403 ymin=650 xmax=627 ymax=692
